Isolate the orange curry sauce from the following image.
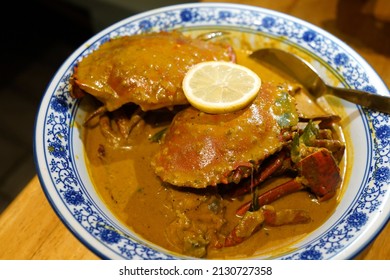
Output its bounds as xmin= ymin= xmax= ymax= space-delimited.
xmin=83 ymin=40 xmax=346 ymax=259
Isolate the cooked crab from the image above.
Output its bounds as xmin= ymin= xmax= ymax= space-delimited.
xmin=71 ymin=30 xmax=235 ymax=114
xmin=151 ymin=81 xmax=345 ymax=249
xmin=151 ymin=82 xmax=301 ymax=188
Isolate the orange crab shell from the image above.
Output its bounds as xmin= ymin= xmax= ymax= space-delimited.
xmin=151 ymin=82 xmax=299 ymax=188
xmin=71 ymin=30 xmax=236 ymax=112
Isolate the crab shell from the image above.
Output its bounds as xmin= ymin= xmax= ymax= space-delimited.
xmin=71 ymin=31 xmax=235 ymax=112
xmin=151 ymin=82 xmax=299 ymax=188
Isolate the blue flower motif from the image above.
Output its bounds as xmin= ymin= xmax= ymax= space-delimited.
xmin=64 ymin=189 xmax=84 ymax=206
xmin=180 ymin=9 xmax=193 ymax=22
xmin=302 ymin=30 xmax=316 ymax=42
xmin=262 ymin=17 xmax=275 ymax=28
xmin=362 ymin=85 xmax=377 ymax=94
xmin=48 ymin=141 xmax=67 ymax=158
xmin=139 ymin=20 xmax=152 ymax=31
xmin=334 ymin=53 xmax=349 ymax=66
xmin=50 ymin=96 xmax=68 ymax=113
xmin=347 ymin=212 xmax=368 ymax=228
xmin=100 ymin=36 xmax=110 ymax=45
xmin=374 ymin=166 xmax=389 ymax=183
xmin=300 ymin=249 xmax=322 ymax=260
xmin=100 ymin=228 xmax=121 ymax=244
xmin=219 ymin=10 xmax=231 ymax=20
xmin=376 ymin=125 xmax=390 ymax=140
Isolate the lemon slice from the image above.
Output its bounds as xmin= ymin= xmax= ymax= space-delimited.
xmin=182 ymin=61 xmax=261 ymax=114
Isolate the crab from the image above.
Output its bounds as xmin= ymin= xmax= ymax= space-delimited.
xmin=151 ymin=82 xmax=300 ymax=188
xmin=151 ymin=81 xmax=345 ymax=248
xmin=152 ymin=81 xmax=343 ymax=188
xmin=70 ymin=30 xmax=235 ymax=120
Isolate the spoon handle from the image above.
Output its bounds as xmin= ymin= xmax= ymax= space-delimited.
xmin=327 ymin=86 xmax=390 ymax=114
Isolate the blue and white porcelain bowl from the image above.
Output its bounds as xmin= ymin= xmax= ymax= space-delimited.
xmin=34 ymin=3 xmax=389 ymax=259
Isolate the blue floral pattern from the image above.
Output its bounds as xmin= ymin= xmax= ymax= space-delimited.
xmin=36 ymin=3 xmax=389 ymax=260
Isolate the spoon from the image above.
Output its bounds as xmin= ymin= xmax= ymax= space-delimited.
xmin=249 ymin=48 xmax=390 ymax=114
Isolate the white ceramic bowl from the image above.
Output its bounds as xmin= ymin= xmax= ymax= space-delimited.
xmin=34 ymin=3 xmax=389 ymax=259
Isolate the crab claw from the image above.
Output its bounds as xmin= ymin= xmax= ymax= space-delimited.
xmin=296 ymin=148 xmax=341 ymax=201
xmin=236 ymin=148 xmax=342 ymax=217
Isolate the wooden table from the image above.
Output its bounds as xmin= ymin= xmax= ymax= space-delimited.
xmin=1 ymin=0 xmax=389 ymax=260
xmin=1 ymin=176 xmax=389 ymax=260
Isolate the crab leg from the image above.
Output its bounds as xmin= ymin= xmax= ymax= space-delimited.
xmin=112 ymin=107 xmax=145 ymax=139
xmin=224 ymin=210 xmax=264 ymax=247
xmin=236 ymin=148 xmax=341 ymax=217
xmin=230 ymin=150 xmax=288 ymax=197
xmin=94 ymin=106 xmax=147 ymax=149
xmin=263 ymin=207 xmax=311 ymax=226
xmin=224 ymin=205 xmax=310 ymax=247
xmin=236 ymin=179 xmax=304 ymax=217
xmin=83 ymin=106 xmax=107 ymax=126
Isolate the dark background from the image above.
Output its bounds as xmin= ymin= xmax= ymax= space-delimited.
xmin=0 ymin=0 xmax=195 ymax=213
xmin=0 ymin=0 xmax=95 ymax=212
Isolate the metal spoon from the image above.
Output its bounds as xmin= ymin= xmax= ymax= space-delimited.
xmin=249 ymin=48 xmax=390 ymax=114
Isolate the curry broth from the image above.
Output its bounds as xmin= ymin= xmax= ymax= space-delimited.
xmin=83 ymin=46 xmax=344 ymax=259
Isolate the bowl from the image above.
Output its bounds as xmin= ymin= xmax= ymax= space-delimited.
xmin=34 ymin=2 xmax=389 ymax=260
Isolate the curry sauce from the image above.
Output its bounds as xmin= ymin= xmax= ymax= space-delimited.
xmin=83 ymin=47 xmax=345 ymax=259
